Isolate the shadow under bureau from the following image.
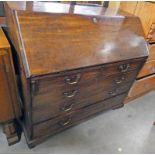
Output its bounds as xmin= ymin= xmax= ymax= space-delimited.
xmin=4 ymin=2 xmax=148 ymax=148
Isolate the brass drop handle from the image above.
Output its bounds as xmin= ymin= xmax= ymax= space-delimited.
xmin=63 ymin=90 xmax=78 ymax=98
xmin=109 ymin=90 xmax=117 ymax=96
xmin=59 ymin=117 xmax=71 ymax=126
xmin=119 ymin=64 xmax=130 ymax=72
xmin=114 ymin=75 xmax=126 ymax=84
xmin=61 ymin=103 xmax=73 ymax=112
xmin=64 ymin=74 xmax=81 ymax=85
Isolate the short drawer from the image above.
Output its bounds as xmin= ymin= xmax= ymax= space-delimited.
xmin=138 ymin=60 xmax=155 ymax=78
xmin=32 ymin=93 xmax=126 ymax=138
xmin=32 ymin=70 xmax=138 ymax=123
xmin=31 ymin=59 xmax=143 ymax=95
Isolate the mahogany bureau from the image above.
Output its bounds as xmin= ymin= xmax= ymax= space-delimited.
xmin=0 ymin=28 xmax=21 ymax=145
xmin=4 ymin=2 xmax=148 ymax=147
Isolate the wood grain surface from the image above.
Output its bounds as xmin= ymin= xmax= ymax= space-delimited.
xmin=16 ymin=11 xmax=148 ymax=77
xmin=4 ymin=2 xmax=148 ymax=147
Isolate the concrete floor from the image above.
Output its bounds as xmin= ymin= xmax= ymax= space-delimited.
xmin=0 ymin=91 xmax=155 ymax=153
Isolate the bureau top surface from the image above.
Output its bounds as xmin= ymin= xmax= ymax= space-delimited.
xmin=0 ymin=28 xmax=10 ymax=50
xmin=8 ymin=2 xmax=148 ymax=77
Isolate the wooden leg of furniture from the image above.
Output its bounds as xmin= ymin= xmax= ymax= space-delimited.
xmin=3 ymin=120 xmax=22 ymax=146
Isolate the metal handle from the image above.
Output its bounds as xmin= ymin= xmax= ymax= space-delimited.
xmin=64 ymin=74 xmax=81 ymax=85
xmin=119 ymin=64 xmax=130 ymax=72
xmin=114 ymin=75 xmax=125 ymax=84
xmin=59 ymin=117 xmax=71 ymax=126
xmin=63 ymin=90 xmax=78 ymax=98
xmin=61 ymin=103 xmax=73 ymax=112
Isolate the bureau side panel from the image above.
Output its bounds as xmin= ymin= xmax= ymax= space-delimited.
xmin=4 ymin=3 xmax=32 ymax=138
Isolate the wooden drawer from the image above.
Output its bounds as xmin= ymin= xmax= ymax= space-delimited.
xmin=32 ymin=70 xmax=138 ymax=123
xmin=148 ymin=44 xmax=155 ymax=61
xmin=128 ymin=74 xmax=155 ymax=99
xmin=33 ymin=93 xmax=126 ymax=138
xmin=32 ymin=59 xmax=143 ymax=95
xmin=138 ymin=60 xmax=155 ymax=78
xmin=137 ymin=44 xmax=155 ymax=78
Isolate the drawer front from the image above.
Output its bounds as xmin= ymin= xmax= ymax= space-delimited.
xmin=138 ymin=60 xmax=155 ymax=78
xmin=146 ymin=23 xmax=155 ymax=43
xmin=148 ymin=45 xmax=155 ymax=61
xmin=33 ymin=93 xmax=126 ymax=138
xmin=128 ymin=74 xmax=155 ymax=99
xmin=32 ymin=70 xmax=138 ymax=123
xmin=32 ymin=59 xmax=143 ymax=95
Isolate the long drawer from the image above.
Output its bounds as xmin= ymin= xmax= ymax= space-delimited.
xmin=31 ymin=58 xmax=143 ymax=95
xmin=32 ymin=70 xmax=138 ymax=123
xmin=32 ymin=93 xmax=126 ymax=138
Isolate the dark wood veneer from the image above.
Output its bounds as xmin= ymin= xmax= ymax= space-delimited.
xmin=4 ymin=2 xmax=148 ymax=148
